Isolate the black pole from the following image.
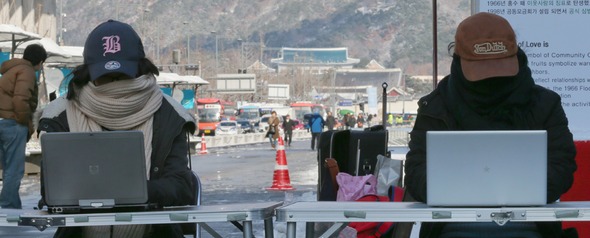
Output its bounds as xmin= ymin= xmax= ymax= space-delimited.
xmin=382 ymin=82 xmax=388 ymax=127
xmin=432 ymin=0 xmax=438 ymax=88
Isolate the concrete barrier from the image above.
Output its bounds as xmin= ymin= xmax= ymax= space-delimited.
xmin=10 ymin=127 xmax=411 ymax=177
xmin=191 ymin=127 xmax=410 ymax=149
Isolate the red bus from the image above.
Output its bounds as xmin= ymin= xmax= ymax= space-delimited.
xmin=220 ymin=100 xmax=237 ymax=121
xmin=196 ymin=98 xmax=223 ymax=136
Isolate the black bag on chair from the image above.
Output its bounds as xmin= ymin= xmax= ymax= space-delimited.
xmin=317 ymin=130 xmax=349 ymax=201
xmin=317 ymin=126 xmax=388 ymax=201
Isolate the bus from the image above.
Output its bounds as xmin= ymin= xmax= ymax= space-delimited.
xmin=237 ymin=105 xmax=261 ymax=124
xmin=259 ymin=104 xmax=292 ymax=117
xmin=290 ymin=102 xmax=313 ymax=121
xmin=196 ymin=98 xmax=223 ymax=136
xmin=221 ymin=100 xmax=237 ymax=121
xmin=290 ymin=102 xmax=326 ymax=129
xmin=290 ymin=102 xmax=326 ymax=120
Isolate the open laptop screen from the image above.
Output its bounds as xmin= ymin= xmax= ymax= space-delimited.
xmin=426 ymin=130 xmax=547 ymax=207
xmin=41 ymin=131 xmax=148 ymax=212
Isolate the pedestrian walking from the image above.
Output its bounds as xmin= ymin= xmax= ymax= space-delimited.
xmin=266 ymin=111 xmax=280 ymax=149
xmin=282 ymin=114 xmax=295 ymax=146
xmin=346 ymin=113 xmax=356 ymax=129
xmin=325 ymin=111 xmax=336 ymax=131
xmin=308 ymin=112 xmax=324 ymax=150
xmin=356 ymin=113 xmax=365 ymax=128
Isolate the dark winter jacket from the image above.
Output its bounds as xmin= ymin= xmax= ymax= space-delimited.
xmin=346 ymin=116 xmax=356 ymax=128
xmin=38 ymin=95 xmax=197 ymax=238
xmin=282 ymin=118 xmax=296 ymax=133
xmin=326 ymin=115 xmax=336 ymax=129
xmin=405 ymin=51 xmax=577 ymax=238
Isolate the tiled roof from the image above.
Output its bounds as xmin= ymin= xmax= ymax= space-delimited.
xmin=365 ymin=59 xmax=385 ymax=69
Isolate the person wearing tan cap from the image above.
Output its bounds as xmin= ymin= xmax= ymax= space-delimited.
xmin=404 ymin=13 xmax=577 ymax=237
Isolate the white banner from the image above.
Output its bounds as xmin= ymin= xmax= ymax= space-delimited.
xmin=475 ymin=0 xmax=590 ymax=140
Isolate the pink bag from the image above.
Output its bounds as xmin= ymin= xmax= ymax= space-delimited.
xmin=336 ymin=172 xmax=377 ymax=201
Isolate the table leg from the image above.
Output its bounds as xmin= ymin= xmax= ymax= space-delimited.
xmin=243 ymin=221 xmax=253 ymax=238
xmin=305 ymin=222 xmax=314 ymax=238
xmin=264 ymin=218 xmax=274 ymax=238
xmin=287 ymin=221 xmax=296 ymax=238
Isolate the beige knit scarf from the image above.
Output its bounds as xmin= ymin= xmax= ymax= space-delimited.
xmin=66 ymin=74 xmax=163 ymax=179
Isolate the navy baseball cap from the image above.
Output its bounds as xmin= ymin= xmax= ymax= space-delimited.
xmin=83 ymin=19 xmax=145 ymax=81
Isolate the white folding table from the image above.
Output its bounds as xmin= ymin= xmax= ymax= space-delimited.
xmin=0 ymin=201 xmax=282 ymax=238
xmin=276 ymin=201 xmax=590 ymax=238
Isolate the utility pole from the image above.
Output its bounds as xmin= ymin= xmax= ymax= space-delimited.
xmin=332 ymin=68 xmax=337 ymax=113
xmin=211 ymin=31 xmax=218 ymax=74
xmin=156 ymin=17 xmax=160 ymax=64
xmin=142 ymin=8 xmax=150 ymax=38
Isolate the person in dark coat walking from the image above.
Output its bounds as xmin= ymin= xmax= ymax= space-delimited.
xmin=282 ymin=114 xmax=295 ymax=146
xmin=346 ymin=113 xmax=356 ymax=129
xmin=404 ymin=13 xmax=577 ymax=238
xmin=325 ymin=111 xmax=336 ymax=131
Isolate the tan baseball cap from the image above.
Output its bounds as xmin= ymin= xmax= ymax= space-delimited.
xmin=455 ymin=12 xmax=518 ymax=81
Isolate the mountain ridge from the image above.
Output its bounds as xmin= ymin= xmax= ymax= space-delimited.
xmin=61 ymin=0 xmax=470 ymax=76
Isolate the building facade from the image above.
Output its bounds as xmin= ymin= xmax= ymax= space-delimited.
xmin=270 ymin=47 xmax=360 ymax=73
xmin=0 ymin=0 xmax=58 ymax=42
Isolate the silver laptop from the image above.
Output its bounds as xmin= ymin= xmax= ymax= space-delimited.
xmin=426 ymin=130 xmax=547 ymax=207
xmin=40 ymin=131 xmax=149 ymax=213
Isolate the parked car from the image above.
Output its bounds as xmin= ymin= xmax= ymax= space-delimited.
xmin=236 ymin=119 xmax=255 ymax=134
xmin=215 ymin=120 xmax=240 ymax=135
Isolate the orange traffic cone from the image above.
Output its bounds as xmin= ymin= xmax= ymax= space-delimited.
xmin=267 ymin=137 xmax=295 ymax=191
xmin=198 ymin=134 xmax=209 ymax=155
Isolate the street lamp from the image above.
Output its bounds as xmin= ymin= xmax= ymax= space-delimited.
xmin=211 ymin=31 xmax=219 ymax=74
xmin=183 ymin=21 xmax=190 ymax=64
xmin=58 ymin=0 xmax=66 ymax=45
xmin=382 ymin=82 xmax=388 ymax=127
xmin=237 ymin=38 xmax=244 ymax=71
xmin=141 ymin=9 xmax=150 ymax=38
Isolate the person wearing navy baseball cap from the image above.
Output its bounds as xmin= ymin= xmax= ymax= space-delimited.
xmin=38 ymin=20 xmax=197 ymax=238
xmin=83 ymin=19 xmax=146 ymax=82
